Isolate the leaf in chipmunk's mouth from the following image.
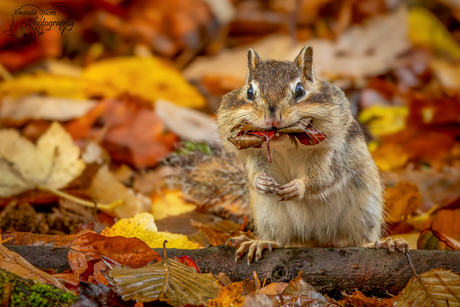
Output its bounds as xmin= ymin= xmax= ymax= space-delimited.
xmin=227 ymin=121 xmax=327 ymax=163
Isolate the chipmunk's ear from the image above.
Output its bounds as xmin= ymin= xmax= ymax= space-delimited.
xmin=247 ymin=48 xmax=260 ymax=75
xmin=295 ymin=46 xmax=315 ymax=82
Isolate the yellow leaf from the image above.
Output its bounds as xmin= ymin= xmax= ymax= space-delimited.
xmin=101 ymin=212 xmax=200 ymax=249
xmin=0 ymin=72 xmax=86 ymax=99
xmin=359 ymin=105 xmax=408 ymax=136
xmin=151 ymin=190 xmax=197 ymax=221
xmin=409 ymin=7 xmax=460 ymax=59
xmin=0 ymin=122 xmax=85 ymax=197
xmin=82 ymin=57 xmax=205 ymax=108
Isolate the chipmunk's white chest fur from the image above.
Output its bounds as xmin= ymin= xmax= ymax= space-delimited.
xmin=244 ymin=135 xmax=382 ymax=248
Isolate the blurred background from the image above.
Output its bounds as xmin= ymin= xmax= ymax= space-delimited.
xmin=1 ymin=0 xmax=460 ymax=249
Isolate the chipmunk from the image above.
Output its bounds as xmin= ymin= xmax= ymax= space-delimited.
xmin=217 ymin=46 xmax=408 ymax=262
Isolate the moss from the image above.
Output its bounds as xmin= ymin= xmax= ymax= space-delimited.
xmin=0 ymin=268 xmax=79 ymax=307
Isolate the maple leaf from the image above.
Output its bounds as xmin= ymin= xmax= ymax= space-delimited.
xmin=107 ymin=247 xmax=221 ymax=306
xmin=0 ymin=122 xmax=85 ymax=197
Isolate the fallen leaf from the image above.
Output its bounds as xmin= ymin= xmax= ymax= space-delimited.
xmin=108 ymin=253 xmax=222 ymax=305
xmin=430 ymin=59 xmax=460 ymax=93
xmin=207 ymin=281 xmax=245 ymax=307
xmin=89 ymin=165 xmax=151 ymax=218
xmin=0 ymin=72 xmax=86 ymax=99
xmin=0 ymin=95 xmax=96 ymax=122
xmin=372 ymin=144 xmax=409 ymax=172
xmin=191 ymin=220 xmax=250 ymax=247
xmin=385 ymin=182 xmax=422 ymax=223
xmin=409 ymin=7 xmax=460 ymax=59
xmin=417 ymin=229 xmax=460 ymax=250
xmin=68 ymin=232 xmax=161 ymax=282
xmin=256 ymin=282 xmax=289 ymax=295
xmin=155 ymin=99 xmax=221 ymax=146
xmin=101 ymin=212 xmax=200 ymax=249
xmin=82 ymin=56 xmax=205 ymax=108
xmin=184 ymin=6 xmax=409 ymax=83
xmin=1 ymin=229 xmax=94 ymax=247
xmin=339 ymin=290 xmax=399 ymax=307
xmin=419 ymin=197 xmax=460 ymax=241
xmin=0 ymin=122 xmax=85 ymax=197
xmin=151 ymin=190 xmax=197 ymax=221
xmin=173 ymin=255 xmax=200 ymax=273
xmin=396 ymin=269 xmax=460 ymax=306
xmin=0 ymin=243 xmax=64 ymax=289
xmin=358 ymin=105 xmax=408 ymax=137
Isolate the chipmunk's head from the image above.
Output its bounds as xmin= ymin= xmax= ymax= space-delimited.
xmin=218 ymin=46 xmax=354 ymax=155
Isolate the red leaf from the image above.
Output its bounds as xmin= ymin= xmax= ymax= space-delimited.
xmin=174 ymin=255 xmax=200 ymax=273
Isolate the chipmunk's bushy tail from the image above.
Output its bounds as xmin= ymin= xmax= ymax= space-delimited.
xmin=163 ymin=142 xmax=249 ymax=222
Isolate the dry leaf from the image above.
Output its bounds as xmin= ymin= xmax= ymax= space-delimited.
xmin=0 ymin=244 xmax=64 ymax=289
xmin=417 ymin=229 xmax=460 ymax=250
xmin=409 ymin=7 xmax=460 ymax=59
xmin=419 ymin=197 xmax=460 ymax=241
xmin=358 ymin=105 xmax=408 ymax=137
xmin=108 ymin=254 xmax=221 ymax=305
xmin=68 ymin=232 xmax=161 ymax=284
xmin=396 ymin=269 xmax=460 ymax=306
xmin=372 ymin=144 xmax=409 ymax=172
xmin=89 ymin=165 xmax=151 ymax=218
xmin=0 ymin=72 xmax=86 ymax=99
xmin=385 ymin=182 xmax=422 ymax=223
xmin=0 ymin=95 xmax=95 ymax=122
xmin=82 ymin=57 xmax=205 ymax=108
xmin=101 ymin=212 xmax=200 ymax=249
xmin=151 ymin=190 xmax=197 ymax=221
xmin=1 ymin=229 xmax=94 ymax=247
xmin=208 ymin=281 xmax=245 ymax=307
xmin=0 ymin=122 xmax=85 ymax=197
xmin=191 ymin=220 xmax=250 ymax=247
xmin=155 ymin=99 xmax=221 ymax=146
xmin=339 ymin=290 xmax=399 ymax=307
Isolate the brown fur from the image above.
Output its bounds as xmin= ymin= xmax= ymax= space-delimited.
xmin=217 ymin=46 xmax=384 ymax=248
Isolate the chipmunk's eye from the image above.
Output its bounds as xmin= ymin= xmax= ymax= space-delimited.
xmin=247 ymin=85 xmax=255 ymax=100
xmin=294 ymin=83 xmax=304 ymax=99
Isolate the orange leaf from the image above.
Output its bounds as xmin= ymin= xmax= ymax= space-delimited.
xmin=338 ymin=290 xmax=399 ymax=307
xmin=1 ymin=229 xmax=94 ymax=248
xmin=207 ymin=281 xmax=245 ymax=307
xmin=68 ymin=232 xmax=161 ymax=277
xmin=385 ymin=182 xmax=421 ymax=223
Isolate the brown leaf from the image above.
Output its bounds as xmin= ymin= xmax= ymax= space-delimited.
xmin=395 ymin=269 xmax=460 ymax=306
xmin=257 ymin=282 xmax=289 ymax=295
xmin=385 ymin=182 xmax=421 ymax=223
xmin=191 ymin=220 xmax=250 ymax=247
xmin=1 ymin=229 xmax=94 ymax=247
xmin=0 ymin=243 xmax=64 ymax=289
xmin=417 ymin=229 xmax=460 ymax=250
xmin=108 ymin=254 xmax=222 ymax=305
xmin=68 ymin=232 xmax=161 ymax=277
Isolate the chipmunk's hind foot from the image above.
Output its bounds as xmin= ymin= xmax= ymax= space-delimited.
xmin=227 ymin=235 xmax=279 ymax=263
xmin=364 ymin=237 xmax=409 ymax=252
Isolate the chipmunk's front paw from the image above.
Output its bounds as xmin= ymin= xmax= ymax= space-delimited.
xmin=278 ymin=179 xmax=305 ymax=201
xmin=364 ymin=238 xmax=410 ymax=252
xmin=255 ymin=173 xmax=279 ymax=195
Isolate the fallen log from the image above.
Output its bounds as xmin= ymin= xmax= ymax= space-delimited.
xmin=6 ymin=245 xmax=460 ymax=299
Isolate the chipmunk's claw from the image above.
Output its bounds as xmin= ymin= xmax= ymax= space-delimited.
xmin=278 ymin=179 xmax=302 ymax=201
xmin=255 ymin=173 xmax=279 ymax=195
xmin=230 ymin=235 xmax=278 ymax=264
xmin=364 ymin=238 xmax=410 ymax=253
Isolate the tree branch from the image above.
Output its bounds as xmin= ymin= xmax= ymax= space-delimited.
xmin=6 ymin=245 xmax=460 ymax=299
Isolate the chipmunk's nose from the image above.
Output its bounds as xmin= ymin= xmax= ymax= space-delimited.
xmin=265 ymin=119 xmax=281 ymax=128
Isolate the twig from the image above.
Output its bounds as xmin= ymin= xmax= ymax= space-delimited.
xmin=405 ymin=252 xmax=439 ymax=307
xmin=38 ymin=185 xmax=123 ymax=211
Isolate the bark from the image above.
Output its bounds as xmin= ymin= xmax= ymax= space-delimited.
xmin=6 ymin=245 xmax=460 ymax=299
